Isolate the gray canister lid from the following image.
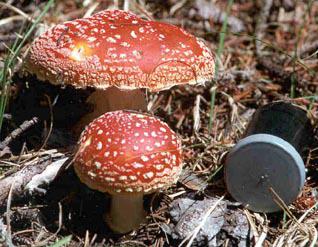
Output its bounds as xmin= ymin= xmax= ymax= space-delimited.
xmin=225 ymin=133 xmax=305 ymax=213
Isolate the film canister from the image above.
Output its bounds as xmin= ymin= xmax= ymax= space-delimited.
xmin=225 ymin=102 xmax=313 ymax=212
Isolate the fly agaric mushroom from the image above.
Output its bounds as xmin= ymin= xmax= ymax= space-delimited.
xmin=74 ymin=110 xmax=182 ymax=233
xmin=25 ymin=10 xmax=215 ymax=130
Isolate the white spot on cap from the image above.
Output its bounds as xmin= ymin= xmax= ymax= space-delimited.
xmin=105 ymin=177 xmax=115 ymax=182
xmin=155 ymin=164 xmax=164 ymax=170
xmin=115 ymin=34 xmax=121 ymax=39
xmin=125 ymin=188 xmax=133 ymax=192
xmin=133 ymin=146 xmax=139 ymax=151
xmin=135 ymin=122 xmax=141 ymax=127
xmin=155 ymin=142 xmax=161 ymax=147
xmin=120 ymin=42 xmax=130 ymax=47
xmin=129 ymin=175 xmax=137 ymax=180
xmin=113 ymin=151 xmax=118 ymax=157
xmin=119 ymin=175 xmax=127 ymax=181
xmin=95 ymin=161 xmax=101 ymax=169
xmin=88 ymin=37 xmax=97 ymax=42
xmin=132 ymin=162 xmax=144 ymax=168
xmin=130 ymin=31 xmax=137 ymax=38
xmin=141 ymin=155 xmax=149 ymax=162
xmin=106 ymin=37 xmax=116 ymax=43
xmin=97 ymin=130 xmax=103 ymax=135
xmin=121 ymin=139 xmax=126 ymax=144
xmin=160 ymin=127 xmax=167 ymax=132
xmin=143 ymin=171 xmax=154 ymax=179
xmin=146 ymin=146 xmax=153 ymax=151
xmin=97 ymin=142 xmax=103 ymax=150
xmin=151 ymin=131 xmax=157 ymax=137
xmin=104 ymin=151 xmax=110 ymax=157
xmin=88 ymin=171 xmax=96 ymax=177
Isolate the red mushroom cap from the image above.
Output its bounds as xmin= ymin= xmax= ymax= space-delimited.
xmin=26 ymin=10 xmax=214 ymax=91
xmin=74 ymin=110 xmax=183 ymax=194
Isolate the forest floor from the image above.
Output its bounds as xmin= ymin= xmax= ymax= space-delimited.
xmin=0 ymin=0 xmax=318 ymax=246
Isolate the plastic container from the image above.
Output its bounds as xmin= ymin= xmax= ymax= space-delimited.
xmin=225 ymin=102 xmax=313 ymax=212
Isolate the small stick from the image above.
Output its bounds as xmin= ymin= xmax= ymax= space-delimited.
xmin=255 ymin=0 xmax=273 ymax=56
xmin=0 ymin=154 xmax=66 ymax=210
xmin=299 ymin=40 xmax=318 ymax=59
xmin=0 ymin=117 xmax=39 ymax=150
xmin=5 ymin=179 xmax=15 ymax=247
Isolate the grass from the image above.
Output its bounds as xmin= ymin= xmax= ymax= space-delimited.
xmin=0 ymin=1 xmax=317 ymax=246
xmin=0 ymin=0 xmax=55 ymax=134
xmin=207 ymin=0 xmax=316 ymax=132
xmin=208 ymin=0 xmax=234 ymax=134
xmin=290 ymin=1 xmax=309 ymax=98
xmin=48 ymin=235 xmax=72 ymax=247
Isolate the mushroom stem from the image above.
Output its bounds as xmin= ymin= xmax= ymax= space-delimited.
xmin=75 ymin=87 xmax=147 ymax=134
xmin=106 ymin=193 xmax=146 ymax=233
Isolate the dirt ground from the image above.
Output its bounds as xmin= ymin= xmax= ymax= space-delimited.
xmin=0 ymin=0 xmax=318 ymax=246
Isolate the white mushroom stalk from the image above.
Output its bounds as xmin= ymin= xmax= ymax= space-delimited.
xmin=73 ymin=111 xmax=183 ymax=233
xmin=106 ymin=193 xmax=146 ymax=233
xmin=78 ymin=87 xmax=147 ymax=132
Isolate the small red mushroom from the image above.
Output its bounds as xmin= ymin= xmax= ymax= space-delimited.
xmin=25 ymin=10 xmax=215 ymax=130
xmin=74 ymin=110 xmax=183 ymax=233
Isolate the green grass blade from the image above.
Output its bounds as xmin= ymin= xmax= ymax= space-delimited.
xmin=47 ymin=235 xmax=72 ymax=247
xmin=0 ymin=0 xmax=55 ymax=133
xmin=208 ymin=0 xmax=234 ymax=133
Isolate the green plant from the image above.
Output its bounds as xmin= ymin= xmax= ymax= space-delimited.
xmin=0 ymin=0 xmax=54 ymax=133
xmin=208 ymin=0 xmax=234 ymax=133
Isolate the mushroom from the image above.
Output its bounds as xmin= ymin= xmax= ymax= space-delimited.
xmin=73 ymin=110 xmax=183 ymax=233
xmin=25 ymin=10 xmax=215 ymax=129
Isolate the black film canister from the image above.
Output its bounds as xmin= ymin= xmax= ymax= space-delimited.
xmin=225 ymin=102 xmax=313 ymax=212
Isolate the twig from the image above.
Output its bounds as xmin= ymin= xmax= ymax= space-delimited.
xmin=5 ymin=178 xmax=15 ymax=247
xmin=0 ymin=34 xmax=17 ymax=51
xmin=0 ymin=15 xmax=24 ymax=29
xmin=39 ymin=95 xmax=53 ymax=150
xmin=255 ymin=0 xmax=273 ymax=56
xmin=193 ymin=0 xmax=245 ymax=33
xmin=193 ymin=95 xmax=201 ymax=132
xmin=0 ymin=117 xmax=39 ymax=150
xmin=0 ymin=153 xmax=65 ymax=209
xmin=257 ymin=58 xmax=297 ymax=89
xmin=123 ymin=0 xmax=129 ymax=11
xmin=83 ymin=2 xmax=99 ymax=18
xmin=33 ymin=203 xmax=63 ymax=246
xmin=255 ymin=228 xmax=268 ymax=247
xmin=0 ymin=218 xmax=14 ymax=247
xmin=299 ymin=40 xmax=318 ymax=59
xmin=178 ymin=195 xmax=225 ymax=247
xmin=0 ymin=2 xmax=35 ymax=23
xmin=25 ymin=157 xmax=69 ymax=194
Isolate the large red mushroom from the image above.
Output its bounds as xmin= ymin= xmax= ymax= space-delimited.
xmin=25 ymin=10 xmax=215 ymax=129
xmin=74 ymin=110 xmax=183 ymax=233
